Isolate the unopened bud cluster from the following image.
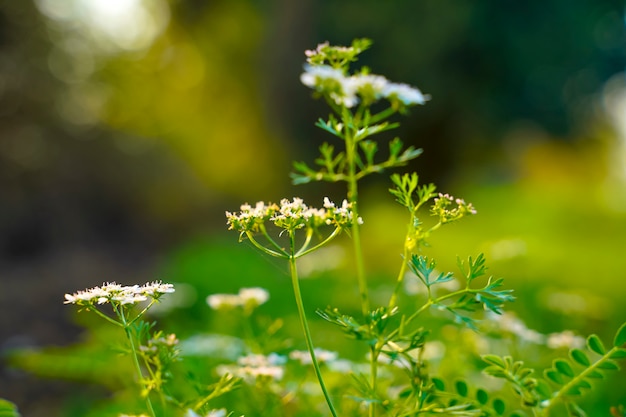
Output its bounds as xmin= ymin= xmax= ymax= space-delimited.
xmin=431 ymin=193 xmax=477 ymax=224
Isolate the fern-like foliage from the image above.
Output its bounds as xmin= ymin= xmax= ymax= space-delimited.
xmin=482 ymin=322 xmax=626 ymax=416
xmin=408 ymin=253 xmax=515 ymax=330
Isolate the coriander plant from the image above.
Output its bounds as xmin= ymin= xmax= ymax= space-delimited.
xmin=5 ymin=38 xmax=625 ymax=417
xmin=224 ymin=39 xmax=626 ymax=417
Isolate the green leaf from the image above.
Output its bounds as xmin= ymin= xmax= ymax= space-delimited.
xmin=554 ymin=359 xmax=575 ymax=377
xmin=535 ymin=379 xmax=553 ymax=399
xmin=455 ymin=380 xmax=468 ymax=397
xmin=570 ymin=348 xmax=590 ymax=366
xmin=609 ymin=348 xmax=626 ymax=359
xmin=0 ymin=399 xmax=20 ymax=417
xmin=544 ymin=369 xmax=564 ymax=385
xmin=476 ymin=388 xmax=489 ymax=405
xmin=431 ymin=377 xmax=445 ymax=391
xmin=597 ymin=360 xmax=620 ymax=371
xmin=482 ymin=354 xmax=506 ymax=368
xmin=575 ymin=379 xmax=592 ymax=390
xmin=586 ymin=369 xmax=604 ymax=379
xmin=587 ymin=334 xmax=606 ymax=355
xmin=492 ymin=398 xmax=506 ymax=415
xmin=614 ymin=322 xmax=626 ymax=347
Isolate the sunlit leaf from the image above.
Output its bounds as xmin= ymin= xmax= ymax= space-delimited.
xmin=482 ymin=354 xmax=505 ymax=368
xmin=0 ymin=399 xmax=19 ymax=417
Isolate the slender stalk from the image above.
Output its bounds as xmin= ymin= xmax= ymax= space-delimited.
xmin=345 ymin=133 xmax=370 ymax=317
xmin=288 ymin=231 xmax=339 ymax=417
xmin=388 ymin=244 xmax=411 ymax=310
xmin=295 ymin=227 xmax=342 ymax=258
xmin=119 ymin=308 xmax=156 ymax=417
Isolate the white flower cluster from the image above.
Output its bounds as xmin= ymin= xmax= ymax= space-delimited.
xmin=64 ymin=281 xmax=175 ymax=306
xmin=431 ymin=193 xmax=477 ymax=224
xmin=217 ymin=353 xmax=286 ymax=383
xmin=300 ymin=64 xmax=430 ymax=108
xmin=226 ymin=197 xmax=361 ymax=234
xmin=185 ymin=409 xmax=230 ymax=417
xmin=206 ymin=287 xmax=270 ymax=310
xmin=289 ymin=348 xmax=338 ymax=365
xmin=546 ymin=330 xmax=585 ymax=350
xmin=139 ymin=333 xmax=179 ymax=354
xmin=487 ymin=312 xmax=585 ymax=350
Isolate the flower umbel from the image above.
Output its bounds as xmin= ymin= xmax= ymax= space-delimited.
xmin=64 ymin=281 xmax=175 ymax=306
xmin=226 ymin=197 xmax=360 ymax=260
xmin=300 ymin=64 xmax=430 ymax=109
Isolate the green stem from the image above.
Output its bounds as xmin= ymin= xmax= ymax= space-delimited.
xmin=246 ymin=232 xmax=289 ymax=258
xmin=388 ymin=243 xmax=411 ymax=310
xmin=345 ymin=133 xmax=370 ymax=317
xmin=295 ymin=227 xmax=342 ymax=258
xmin=288 ymin=231 xmax=339 ymax=417
xmin=85 ymin=305 xmax=125 ymax=328
xmin=369 ymin=346 xmax=379 ymax=417
xmin=120 ymin=308 xmax=156 ymax=417
xmin=260 ymin=224 xmax=290 ymax=256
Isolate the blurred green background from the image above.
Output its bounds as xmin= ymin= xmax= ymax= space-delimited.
xmin=1 ymin=0 xmax=626 ymax=415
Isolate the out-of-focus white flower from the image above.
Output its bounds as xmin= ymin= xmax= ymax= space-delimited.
xmin=300 ymin=65 xmax=358 ymax=108
xmin=184 ymin=409 xmax=228 ymax=417
xmin=547 ymin=330 xmax=585 ymax=350
xmin=207 ymin=287 xmax=270 ymax=311
xmin=217 ymin=353 xmax=286 ymax=383
xmin=238 ymin=287 xmax=270 ymax=307
xmin=289 ymin=348 xmax=338 ymax=365
xmin=206 ymin=293 xmax=244 ymax=310
xmin=383 ymin=82 xmax=430 ymax=105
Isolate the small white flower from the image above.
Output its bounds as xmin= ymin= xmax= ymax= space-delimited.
xmin=218 ymin=353 xmax=286 ymax=383
xmin=382 ymin=82 xmax=430 ymax=105
xmin=289 ymin=348 xmax=338 ymax=365
xmin=300 ymin=65 xmax=359 ymax=108
xmin=547 ymin=331 xmax=585 ymax=350
xmin=184 ymin=408 xmax=227 ymax=417
xmin=238 ymin=287 xmax=270 ymax=307
xmin=207 ymin=293 xmax=242 ymax=310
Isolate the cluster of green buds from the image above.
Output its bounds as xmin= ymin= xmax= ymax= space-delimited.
xmin=226 ymin=197 xmax=360 ymax=259
xmin=430 ymin=193 xmax=477 ymax=224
